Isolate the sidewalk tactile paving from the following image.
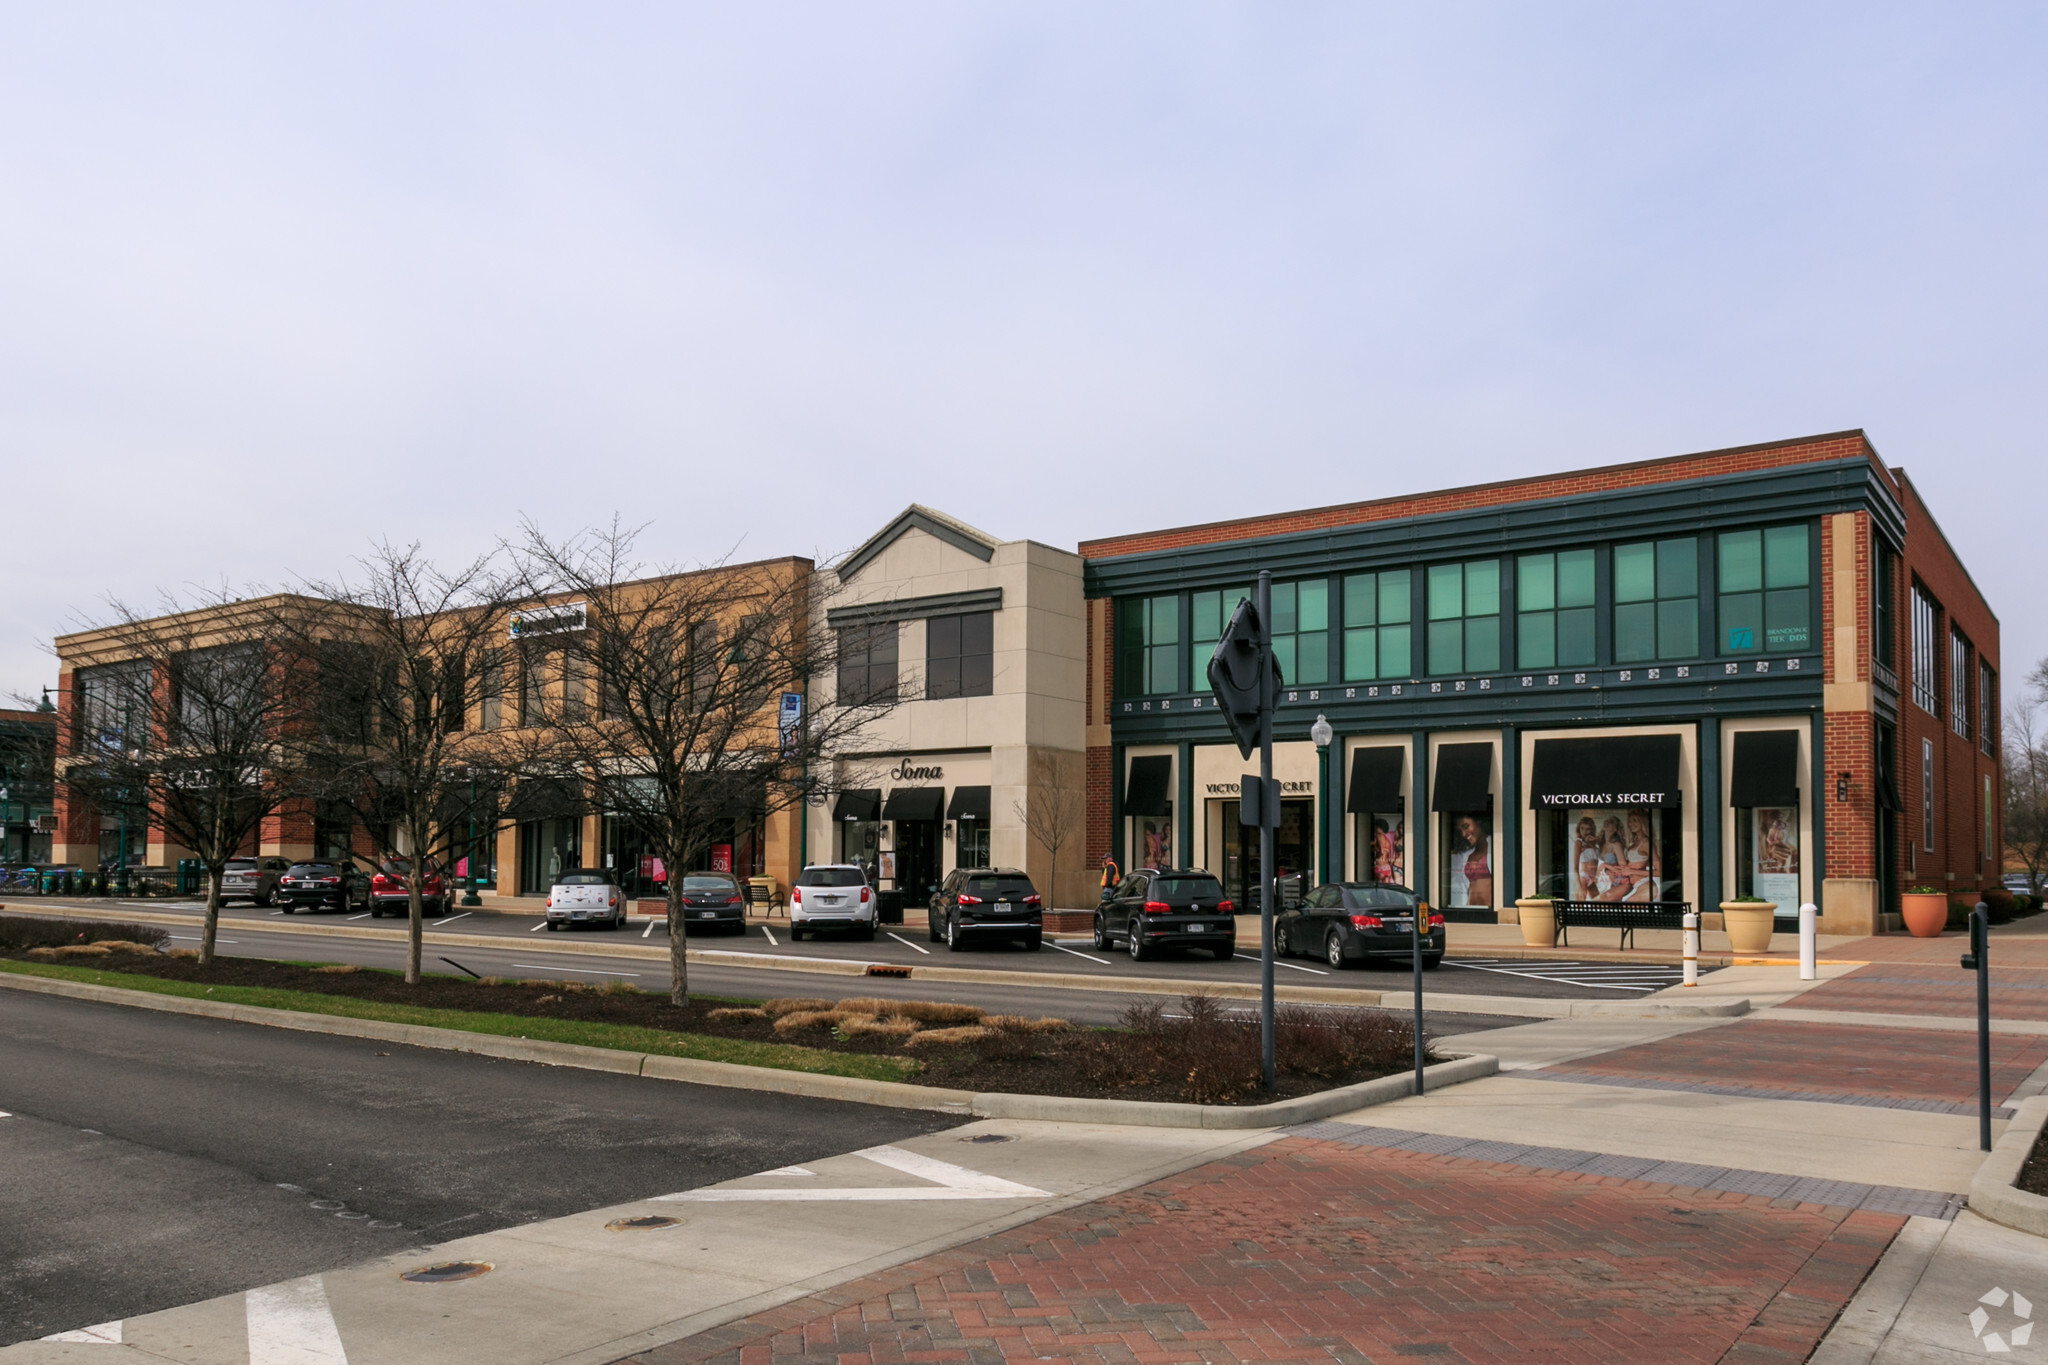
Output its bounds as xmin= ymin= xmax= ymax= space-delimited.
xmin=624 ymin=1134 xmax=1912 ymax=1365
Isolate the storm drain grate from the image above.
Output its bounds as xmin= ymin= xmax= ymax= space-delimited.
xmin=400 ymin=1261 xmax=494 ymax=1284
xmin=865 ymin=964 xmax=912 ymax=978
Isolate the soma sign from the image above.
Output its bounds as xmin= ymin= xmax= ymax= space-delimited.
xmin=890 ymin=761 xmax=944 ymax=781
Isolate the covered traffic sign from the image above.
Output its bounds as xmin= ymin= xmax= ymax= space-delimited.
xmin=1206 ymin=597 xmax=1282 ymax=760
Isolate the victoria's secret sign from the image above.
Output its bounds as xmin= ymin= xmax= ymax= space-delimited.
xmin=1536 ymin=791 xmax=1673 ymax=808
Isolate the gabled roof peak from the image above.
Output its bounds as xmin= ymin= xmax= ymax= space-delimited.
xmin=837 ymin=505 xmax=1001 ymax=583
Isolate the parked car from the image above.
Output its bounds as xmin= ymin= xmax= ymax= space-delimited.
xmin=544 ymin=868 xmax=625 ymax=931
xmin=369 ymin=856 xmax=449 ymax=918
xmin=672 ymin=872 xmax=749 ymax=934
xmin=929 ymin=867 xmax=1042 ymax=951
xmin=277 ymin=861 xmax=371 ymax=914
xmin=1278 ymin=883 xmax=1443 ymax=970
xmin=1094 ymin=868 xmax=1236 ymax=961
xmin=788 ymin=865 xmax=875 ymax=941
xmin=220 ymin=856 xmax=293 ymax=906
xmin=2005 ymin=873 xmax=2041 ymax=898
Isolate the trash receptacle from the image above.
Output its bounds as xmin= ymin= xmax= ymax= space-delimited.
xmin=177 ymin=859 xmax=204 ymax=895
xmin=877 ymin=890 xmax=905 ymax=925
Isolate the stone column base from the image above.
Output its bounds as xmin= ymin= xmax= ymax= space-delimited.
xmin=1820 ymin=878 xmax=1881 ymax=936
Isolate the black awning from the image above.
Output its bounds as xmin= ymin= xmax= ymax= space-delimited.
xmin=1124 ymin=755 xmax=1173 ymax=817
xmin=504 ymin=777 xmax=583 ymax=822
xmin=832 ymin=788 xmax=881 ymax=822
xmin=882 ymin=786 xmax=943 ymax=822
xmin=1346 ymin=747 xmax=1405 ymax=813
xmin=946 ymin=785 xmax=991 ymax=822
xmin=1729 ymin=731 xmax=1801 ymax=808
xmin=1432 ymin=743 xmax=1495 ymax=812
xmin=1528 ymin=734 xmax=1682 ymax=810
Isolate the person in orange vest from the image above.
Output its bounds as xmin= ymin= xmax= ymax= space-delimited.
xmin=1098 ymin=853 xmax=1120 ymax=902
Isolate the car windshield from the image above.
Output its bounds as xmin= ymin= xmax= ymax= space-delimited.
xmin=963 ymin=876 xmax=1034 ymax=898
xmin=682 ymin=875 xmax=738 ymax=891
xmin=1344 ymin=885 xmax=1420 ymax=910
xmin=556 ymin=872 xmax=609 ymax=885
xmin=287 ymin=864 xmax=339 ymax=876
xmin=1152 ymin=876 xmax=1224 ymax=899
xmin=801 ymin=867 xmax=865 ymax=888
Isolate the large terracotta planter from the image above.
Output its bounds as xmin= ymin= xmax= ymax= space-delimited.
xmin=1901 ymin=892 xmax=1949 ymax=938
xmin=1719 ymin=902 xmax=1775 ymax=954
xmin=1516 ymin=898 xmax=1556 ymax=947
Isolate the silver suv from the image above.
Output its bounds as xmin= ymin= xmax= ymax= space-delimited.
xmin=220 ymin=856 xmax=292 ymax=906
xmin=789 ymin=865 xmax=875 ymax=942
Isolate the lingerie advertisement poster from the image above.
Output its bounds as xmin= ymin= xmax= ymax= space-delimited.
xmin=1137 ymin=816 xmax=1173 ymax=870
xmin=1567 ymin=808 xmax=1663 ymax=902
xmin=1750 ymin=806 xmax=1799 ymax=914
xmin=1364 ymin=814 xmax=1405 ymax=886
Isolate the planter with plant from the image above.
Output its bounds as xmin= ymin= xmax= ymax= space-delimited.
xmin=1901 ymin=886 xmax=1948 ymax=937
xmin=1515 ymin=898 xmax=1556 ymax=947
xmin=1718 ymin=896 xmax=1776 ymax=953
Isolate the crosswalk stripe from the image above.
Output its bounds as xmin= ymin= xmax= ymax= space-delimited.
xmin=247 ymin=1274 xmax=348 ymax=1364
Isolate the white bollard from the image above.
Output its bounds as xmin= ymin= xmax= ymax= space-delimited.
xmin=1799 ymin=902 xmax=1817 ymax=980
xmin=1682 ymin=910 xmax=1699 ymax=987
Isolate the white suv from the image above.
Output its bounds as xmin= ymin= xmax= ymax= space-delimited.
xmin=789 ymin=865 xmax=875 ymax=942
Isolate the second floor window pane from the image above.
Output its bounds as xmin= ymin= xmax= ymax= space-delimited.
xmin=1614 ymin=537 xmax=1698 ymax=663
xmin=1516 ymin=549 xmax=1595 ymax=670
xmin=1719 ymin=524 xmax=1810 ymax=654
xmin=927 ymin=611 xmax=993 ymax=700
xmin=1190 ymin=586 xmax=1249 ymax=689
xmin=1342 ymin=570 xmax=1411 ymax=681
xmin=836 ymin=622 xmax=898 ymax=705
xmin=1118 ymin=594 xmax=1179 ymax=696
xmin=1270 ymin=579 xmax=1329 ymax=686
xmin=1426 ymin=560 xmax=1500 ymax=676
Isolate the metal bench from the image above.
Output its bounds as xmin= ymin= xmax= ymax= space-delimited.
xmin=1548 ymin=899 xmax=1691 ymax=950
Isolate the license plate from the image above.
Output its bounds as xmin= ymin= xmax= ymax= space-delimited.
xmin=1389 ymin=919 xmax=1414 ymax=931
xmin=698 ymin=912 xmax=717 ymax=918
xmin=995 ymin=902 xmax=1011 ymax=913
xmin=1186 ymin=924 xmax=1206 ymax=933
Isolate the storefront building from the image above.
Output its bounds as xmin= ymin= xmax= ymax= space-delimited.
xmin=809 ymin=506 xmax=1090 ymax=909
xmin=1081 ymin=432 xmax=2002 ymax=934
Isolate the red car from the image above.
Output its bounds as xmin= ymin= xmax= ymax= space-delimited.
xmin=369 ymin=856 xmax=451 ymax=918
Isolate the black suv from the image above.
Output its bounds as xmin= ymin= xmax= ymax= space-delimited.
xmin=1277 ymin=883 xmax=1443 ymax=970
xmin=278 ymin=861 xmax=371 ymax=914
xmin=1094 ymin=868 xmax=1235 ymax=961
xmin=929 ymin=868 xmax=1042 ymax=951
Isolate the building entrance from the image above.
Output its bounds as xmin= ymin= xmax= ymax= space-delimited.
xmin=1210 ymin=797 xmax=1313 ymax=911
xmin=893 ymin=820 xmax=942 ymax=899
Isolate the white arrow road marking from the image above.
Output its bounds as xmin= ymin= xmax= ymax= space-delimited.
xmin=247 ymin=1275 xmax=347 ymax=1364
xmin=41 ymin=1320 xmax=121 ymax=1343
xmin=657 ymin=1144 xmax=1048 ymax=1202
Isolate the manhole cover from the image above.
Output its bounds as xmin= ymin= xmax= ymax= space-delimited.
xmin=400 ymin=1261 xmax=493 ymax=1284
xmin=964 ymin=1134 xmax=1014 ymax=1144
xmin=606 ymin=1215 xmax=684 ymax=1231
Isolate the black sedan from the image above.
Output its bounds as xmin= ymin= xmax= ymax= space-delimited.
xmin=674 ymin=872 xmax=750 ymax=934
xmin=1278 ymin=883 xmax=1442 ymax=970
xmin=277 ymin=862 xmax=371 ymax=914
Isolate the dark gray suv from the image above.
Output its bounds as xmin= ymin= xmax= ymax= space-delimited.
xmin=1094 ymin=868 xmax=1236 ymax=961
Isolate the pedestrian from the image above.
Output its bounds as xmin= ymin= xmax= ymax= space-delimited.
xmin=1099 ymin=852 xmax=1120 ymax=902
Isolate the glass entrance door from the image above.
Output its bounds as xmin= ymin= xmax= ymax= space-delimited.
xmin=894 ymin=820 xmax=942 ymax=899
xmin=1224 ymin=798 xmax=1313 ymax=910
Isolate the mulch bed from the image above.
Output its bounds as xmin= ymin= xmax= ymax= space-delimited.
xmin=0 ymin=917 xmax=1427 ymax=1106
xmin=2018 ymin=1125 xmax=2048 ymax=1197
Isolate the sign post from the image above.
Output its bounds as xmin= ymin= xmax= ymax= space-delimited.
xmin=1961 ymin=901 xmax=1992 ymax=1152
xmin=1208 ymin=571 xmax=1281 ymax=1092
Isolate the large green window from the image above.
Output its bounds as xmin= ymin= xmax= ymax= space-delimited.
xmin=1189 ymin=586 xmax=1250 ymax=688
xmin=1117 ymin=594 xmax=1179 ymax=696
xmin=1426 ymin=560 xmax=1500 ymax=676
xmin=1718 ymin=525 xmax=1811 ymax=655
xmin=1342 ymin=570 xmax=1412 ymax=681
xmin=1614 ymin=537 xmax=1699 ymax=662
xmin=1516 ymin=550 xmax=1595 ymax=669
xmin=1270 ymin=580 xmax=1329 ymax=686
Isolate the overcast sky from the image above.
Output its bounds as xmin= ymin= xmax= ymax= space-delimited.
xmin=3 ymin=3 xmax=2043 ymax=704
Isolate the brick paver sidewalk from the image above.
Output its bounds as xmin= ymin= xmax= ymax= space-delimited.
xmin=624 ymin=1137 xmax=1902 ymax=1365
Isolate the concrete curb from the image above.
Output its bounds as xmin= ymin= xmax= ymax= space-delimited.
xmin=1968 ymin=1094 xmax=2048 ymax=1236
xmin=0 ymin=968 xmax=1496 ymax=1129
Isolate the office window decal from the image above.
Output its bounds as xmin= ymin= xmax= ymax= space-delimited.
xmin=1719 ymin=524 xmax=1810 ymax=655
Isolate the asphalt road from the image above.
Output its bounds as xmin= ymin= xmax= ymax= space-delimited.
xmin=0 ymin=988 xmax=966 ymax=1346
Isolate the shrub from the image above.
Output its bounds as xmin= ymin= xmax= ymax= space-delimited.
xmin=982 ymin=1015 xmax=1072 ymax=1034
xmin=772 ymin=1009 xmax=840 ymax=1034
xmin=0 ymin=915 xmax=169 ymax=953
xmin=708 ymin=1007 xmax=770 ymax=1023
xmin=841 ymin=1016 xmax=920 ymax=1041
xmin=1086 ymin=993 xmax=1423 ymax=1103
xmin=905 ymin=1025 xmax=994 ymax=1048
xmin=313 ymin=964 xmax=360 ymax=975
xmin=599 ymin=979 xmax=639 ymax=997
xmin=762 ymin=997 xmax=833 ymax=1018
xmin=834 ymin=997 xmax=983 ymax=1025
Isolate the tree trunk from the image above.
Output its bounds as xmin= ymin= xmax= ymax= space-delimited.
xmin=200 ymin=866 xmax=223 ymax=966
xmin=406 ymin=845 xmax=424 ymax=985
xmin=667 ymin=875 xmax=688 ymax=1006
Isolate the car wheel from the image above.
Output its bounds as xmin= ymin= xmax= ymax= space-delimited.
xmin=546 ymin=921 xmax=561 ymax=931
xmin=255 ymin=890 xmax=273 ymax=908
xmin=1422 ymin=953 xmax=1442 ymax=970
xmin=1211 ymin=942 xmax=1235 ymax=961
xmin=279 ymin=904 xmax=293 ymax=915
xmin=857 ymin=924 xmax=876 ymax=942
xmin=792 ymin=924 xmax=808 ymax=942
xmin=946 ymin=915 xmax=966 ymax=952
xmin=1325 ymin=930 xmax=1350 ymax=970
xmin=1092 ymin=915 xmax=1112 ymax=951
xmin=1128 ymin=923 xmax=1149 ymax=962
xmin=929 ymin=913 xmax=943 ymax=943
xmin=1023 ymin=931 xmax=1042 ymax=951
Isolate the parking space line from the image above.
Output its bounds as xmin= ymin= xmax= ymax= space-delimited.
xmin=529 ymin=922 xmax=547 ymax=932
xmin=759 ymin=925 xmax=779 ymax=947
xmin=886 ymin=932 xmax=931 ymax=955
xmin=438 ymin=911 xmax=472 ymax=925
xmin=642 ymin=919 xmax=655 ymax=938
xmin=1044 ymin=940 xmax=1110 ymax=965
xmin=347 ymin=912 xmax=371 ymax=920
xmin=1236 ymin=954 xmax=1329 ymax=975
xmin=511 ymin=963 xmax=639 ymax=977
xmin=268 ymin=910 xmax=284 ymax=916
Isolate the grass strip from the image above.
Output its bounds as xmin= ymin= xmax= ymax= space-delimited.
xmin=0 ymin=958 xmax=915 ymax=1083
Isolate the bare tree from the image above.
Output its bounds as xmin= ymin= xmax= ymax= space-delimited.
xmin=2006 ymin=657 xmax=2048 ymax=899
xmin=61 ymin=591 xmax=320 ymax=964
xmin=286 ymin=543 xmax=529 ymax=984
xmin=514 ymin=520 xmax=886 ymax=1004
xmin=1015 ymin=748 xmax=1088 ymax=910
